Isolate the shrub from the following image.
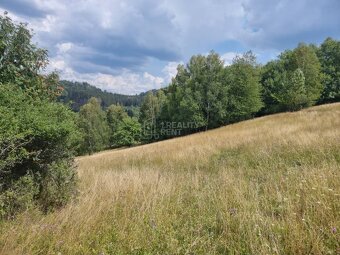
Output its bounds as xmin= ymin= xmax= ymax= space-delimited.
xmin=0 ymin=175 xmax=38 ymax=219
xmin=39 ymin=161 xmax=78 ymax=213
xmin=0 ymin=84 xmax=80 ymax=218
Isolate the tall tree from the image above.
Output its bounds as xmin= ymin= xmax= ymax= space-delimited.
xmin=271 ymin=68 xmax=308 ymax=111
xmin=226 ymin=51 xmax=263 ymax=122
xmin=0 ymin=14 xmax=79 ymax=217
xmin=139 ymin=91 xmax=166 ymax=140
xmin=262 ymin=43 xmax=323 ymax=113
xmin=164 ymin=52 xmax=228 ymax=130
xmin=282 ymin=43 xmax=323 ymax=106
xmin=107 ymin=104 xmax=128 ymax=147
xmin=78 ymin=97 xmax=109 ymax=154
xmin=318 ymin=37 xmax=340 ymax=103
xmin=0 ymin=13 xmax=62 ymax=100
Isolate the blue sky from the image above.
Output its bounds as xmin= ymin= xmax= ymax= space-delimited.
xmin=1 ymin=0 xmax=339 ymax=94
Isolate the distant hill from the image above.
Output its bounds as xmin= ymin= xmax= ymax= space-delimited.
xmin=58 ymin=80 xmax=148 ymax=111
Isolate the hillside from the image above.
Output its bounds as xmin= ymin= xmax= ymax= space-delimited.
xmin=58 ymin=80 xmax=147 ymax=111
xmin=1 ymin=103 xmax=339 ymax=254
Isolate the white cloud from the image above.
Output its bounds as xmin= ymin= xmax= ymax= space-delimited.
xmin=162 ymin=61 xmax=182 ymax=84
xmin=56 ymin=42 xmax=73 ymax=54
xmin=221 ymin=52 xmax=238 ymax=66
xmin=82 ymin=71 xmax=165 ymax=95
xmin=48 ymin=57 xmax=166 ymax=94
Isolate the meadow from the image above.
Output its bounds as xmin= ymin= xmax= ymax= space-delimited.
xmin=0 ymin=103 xmax=339 ymax=255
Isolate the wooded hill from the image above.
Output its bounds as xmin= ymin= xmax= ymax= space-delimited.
xmin=58 ymin=80 xmax=147 ymax=111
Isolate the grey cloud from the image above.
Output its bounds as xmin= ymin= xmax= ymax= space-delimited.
xmin=4 ymin=0 xmax=339 ymax=94
xmin=0 ymin=0 xmax=49 ymax=18
xmin=241 ymin=0 xmax=340 ymax=50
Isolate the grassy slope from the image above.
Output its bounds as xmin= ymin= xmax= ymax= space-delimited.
xmin=1 ymin=103 xmax=339 ymax=254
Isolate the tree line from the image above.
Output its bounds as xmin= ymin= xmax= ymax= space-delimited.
xmin=0 ymin=12 xmax=339 ymax=218
xmin=78 ymin=37 xmax=340 ymax=151
xmin=58 ymin=80 xmax=146 ymax=111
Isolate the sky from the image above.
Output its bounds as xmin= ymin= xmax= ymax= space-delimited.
xmin=1 ymin=0 xmax=339 ymax=95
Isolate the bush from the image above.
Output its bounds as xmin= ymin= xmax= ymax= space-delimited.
xmin=0 ymin=175 xmax=38 ymax=219
xmin=39 ymin=161 xmax=78 ymax=213
xmin=0 ymin=84 xmax=80 ymax=218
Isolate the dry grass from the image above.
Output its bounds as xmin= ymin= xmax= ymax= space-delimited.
xmin=1 ymin=103 xmax=339 ymax=254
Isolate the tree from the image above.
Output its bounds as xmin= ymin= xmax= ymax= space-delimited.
xmin=78 ymin=97 xmax=109 ymax=154
xmin=111 ymin=117 xmax=141 ymax=147
xmin=139 ymin=91 xmax=166 ymax=141
xmin=318 ymin=38 xmax=340 ymax=103
xmin=0 ymin=13 xmax=62 ymax=100
xmin=107 ymin=104 xmax=128 ymax=147
xmin=163 ymin=52 xmax=228 ymax=131
xmin=271 ymin=68 xmax=308 ymax=111
xmin=261 ymin=43 xmax=323 ymax=113
xmin=226 ymin=51 xmax=263 ymax=122
xmin=186 ymin=52 xmax=228 ymax=129
xmin=282 ymin=43 xmax=323 ymax=106
xmin=0 ymin=13 xmax=80 ymax=217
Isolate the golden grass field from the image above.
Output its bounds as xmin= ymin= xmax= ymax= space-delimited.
xmin=0 ymin=103 xmax=339 ymax=254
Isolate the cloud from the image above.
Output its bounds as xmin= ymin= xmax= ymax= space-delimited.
xmin=162 ymin=61 xmax=182 ymax=84
xmin=1 ymin=0 xmax=339 ymax=94
xmin=221 ymin=52 xmax=238 ymax=66
xmin=48 ymin=56 xmax=167 ymax=94
xmin=241 ymin=0 xmax=340 ymax=49
xmin=0 ymin=0 xmax=49 ymax=18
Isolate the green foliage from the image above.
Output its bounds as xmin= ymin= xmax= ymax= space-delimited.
xmin=163 ymin=52 xmax=228 ymax=131
xmin=78 ymin=97 xmax=110 ymax=154
xmin=0 ymin=175 xmax=38 ymax=219
xmin=287 ymin=43 xmax=323 ymax=105
xmin=269 ymin=68 xmax=308 ymax=111
xmin=158 ymin=51 xmax=262 ymax=138
xmin=111 ymin=117 xmax=141 ymax=147
xmin=318 ymin=38 xmax=340 ymax=103
xmin=139 ymin=91 xmax=166 ymax=141
xmin=39 ymin=161 xmax=78 ymax=213
xmin=0 ymin=84 xmax=80 ymax=218
xmin=107 ymin=104 xmax=129 ymax=147
xmin=0 ymin=13 xmax=62 ymax=100
xmin=226 ymin=51 xmax=263 ymax=122
xmin=262 ymin=43 xmax=323 ymax=113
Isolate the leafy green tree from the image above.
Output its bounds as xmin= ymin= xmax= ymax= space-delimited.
xmin=261 ymin=60 xmax=286 ymax=114
xmin=262 ymin=43 xmax=322 ymax=113
xmin=111 ymin=117 xmax=141 ymax=147
xmin=271 ymin=68 xmax=308 ymax=111
xmin=226 ymin=51 xmax=263 ymax=122
xmin=318 ymin=38 xmax=340 ymax=103
xmin=78 ymin=97 xmax=110 ymax=154
xmin=177 ymin=87 xmax=205 ymax=129
xmin=0 ymin=13 xmax=80 ymax=217
xmin=107 ymin=104 xmax=128 ymax=147
xmin=163 ymin=52 xmax=228 ymax=131
xmin=139 ymin=91 xmax=166 ymax=140
xmin=186 ymin=52 xmax=228 ymax=129
xmin=282 ymin=43 xmax=323 ymax=106
xmin=0 ymin=13 xmax=62 ymax=99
